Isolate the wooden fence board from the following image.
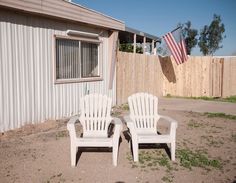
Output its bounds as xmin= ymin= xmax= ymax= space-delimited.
xmin=222 ymin=57 xmax=236 ymax=97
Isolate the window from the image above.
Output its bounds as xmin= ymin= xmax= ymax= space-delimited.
xmin=55 ymin=36 xmax=102 ymax=83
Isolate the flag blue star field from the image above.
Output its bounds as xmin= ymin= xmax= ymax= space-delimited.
xmin=158 ymin=28 xmax=188 ymax=65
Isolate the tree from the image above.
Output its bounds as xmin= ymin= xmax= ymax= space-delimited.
xmin=119 ymin=43 xmax=143 ymax=53
xmin=179 ymin=21 xmax=198 ymax=55
xmin=198 ymin=14 xmax=225 ymax=55
xmin=232 ymin=50 xmax=236 ymax=56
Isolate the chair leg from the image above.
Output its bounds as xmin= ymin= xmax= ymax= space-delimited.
xmin=171 ymin=141 xmax=176 ymax=161
xmin=113 ymin=144 xmax=118 ymax=166
xmin=71 ymin=145 xmax=78 ymax=167
xmin=132 ymin=141 xmax=139 ymax=162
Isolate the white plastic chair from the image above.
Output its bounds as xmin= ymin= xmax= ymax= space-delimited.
xmin=67 ymin=94 xmax=123 ymax=167
xmin=125 ymin=93 xmax=177 ymax=162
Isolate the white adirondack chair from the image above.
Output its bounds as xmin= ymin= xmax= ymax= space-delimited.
xmin=125 ymin=93 xmax=177 ymax=162
xmin=67 ymin=94 xmax=122 ymax=167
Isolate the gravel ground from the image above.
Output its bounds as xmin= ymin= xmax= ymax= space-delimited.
xmin=0 ymin=102 xmax=235 ymax=183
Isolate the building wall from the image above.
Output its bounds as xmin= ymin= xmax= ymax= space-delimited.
xmin=0 ymin=9 xmax=116 ymax=132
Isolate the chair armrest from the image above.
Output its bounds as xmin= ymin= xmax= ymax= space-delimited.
xmin=111 ymin=117 xmax=123 ymax=126
xmin=67 ymin=115 xmax=79 ymax=139
xmin=111 ymin=117 xmax=123 ymax=140
xmin=159 ymin=115 xmax=178 ymax=138
xmin=159 ymin=115 xmax=178 ymax=127
xmin=124 ymin=115 xmax=137 ymax=139
xmin=123 ymin=115 xmax=131 ymax=122
xmin=124 ymin=115 xmax=133 ymax=129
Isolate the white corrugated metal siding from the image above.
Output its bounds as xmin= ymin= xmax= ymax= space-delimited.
xmin=0 ymin=9 xmax=116 ymax=132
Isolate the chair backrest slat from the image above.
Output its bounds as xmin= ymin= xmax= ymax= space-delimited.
xmin=79 ymin=94 xmax=112 ymax=137
xmin=132 ymin=95 xmax=139 ymax=128
xmin=128 ymin=93 xmax=159 ymax=131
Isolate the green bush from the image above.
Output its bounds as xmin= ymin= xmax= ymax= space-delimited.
xmin=119 ymin=43 xmax=143 ymax=53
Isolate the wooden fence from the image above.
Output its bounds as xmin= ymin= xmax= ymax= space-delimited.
xmin=221 ymin=57 xmax=236 ymax=97
xmin=116 ymin=51 xmax=236 ymax=105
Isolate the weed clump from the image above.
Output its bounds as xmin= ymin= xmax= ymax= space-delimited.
xmin=177 ymin=148 xmax=221 ymax=170
xmin=204 ymin=112 xmax=236 ymax=120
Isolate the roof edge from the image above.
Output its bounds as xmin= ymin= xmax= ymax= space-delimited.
xmin=0 ymin=0 xmax=125 ymax=31
xmin=125 ymin=26 xmax=161 ymax=42
xmin=68 ymin=1 xmax=124 ymax=25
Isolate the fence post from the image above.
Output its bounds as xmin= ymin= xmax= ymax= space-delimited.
xmin=220 ymin=58 xmax=224 ymax=97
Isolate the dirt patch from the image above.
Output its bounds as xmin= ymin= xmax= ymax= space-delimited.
xmin=0 ymin=108 xmax=235 ymax=183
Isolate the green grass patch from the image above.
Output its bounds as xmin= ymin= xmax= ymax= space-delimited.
xmin=187 ymin=119 xmax=203 ymax=128
xmin=126 ymin=150 xmax=173 ymax=171
xmin=166 ymin=94 xmax=172 ymax=98
xmin=120 ymin=103 xmax=129 ymax=111
xmin=55 ymin=130 xmax=68 ymax=139
xmin=127 ymin=148 xmax=221 ymax=182
xmin=192 ymin=96 xmax=216 ymax=101
xmin=200 ymin=135 xmax=224 ymax=148
xmin=165 ymin=95 xmax=236 ymax=103
xmin=138 ymin=150 xmax=175 ymax=183
xmin=162 ymin=175 xmax=173 ymax=183
xmin=177 ymin=148 xmax=222 ymax=170
xmin=139 ymin=150 xmax=172 ymax=170
xmin=111 ymin=103 xmax=129 ymax=117
xmin=223 ymin=95 xmax=236 ymax=103
xmin=204 ymin=112 xmax=236 ymax=120
xmin=231 ymin=134 xmax=236 ymax=142
xmin=111 ymin=110 xmax=122 ymax=117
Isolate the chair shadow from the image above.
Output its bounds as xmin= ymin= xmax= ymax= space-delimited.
xmin=139 ymin=143 xmax=171 ymax=160
xmin=76 ymin=147 xmax=113 ymax=166
xmin=120 ymin=116 xmax=131 ymax=144
xmin=123 ymin=130 xmax=131 ymax=143
xmin=159 ymin=56 xmax=176 ymax=83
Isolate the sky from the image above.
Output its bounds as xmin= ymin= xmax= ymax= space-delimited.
xmin=74 ymin=0 xmax=236 ymax=56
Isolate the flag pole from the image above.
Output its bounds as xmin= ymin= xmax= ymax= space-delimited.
xmin=161 ymin=27 xmax=182 ymax=38
xmin=171 ymin=26 xmax=181 ymax=33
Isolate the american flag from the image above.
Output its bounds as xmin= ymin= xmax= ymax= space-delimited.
xmin=163 ymin=27 xmax=188 ymax=65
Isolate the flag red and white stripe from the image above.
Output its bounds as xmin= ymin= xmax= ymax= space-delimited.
xmin=163 ymin=29 xmax=188 ymax=65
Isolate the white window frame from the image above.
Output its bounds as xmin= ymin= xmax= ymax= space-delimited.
xmin=54 ymin=35 xmax=103 ymax=84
